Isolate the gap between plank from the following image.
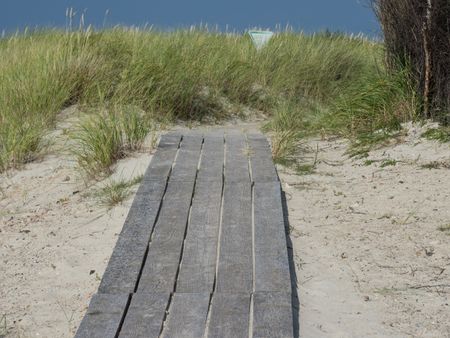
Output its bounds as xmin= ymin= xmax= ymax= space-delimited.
xmin=248 ymin=292 xmax=254 ymax=338
xmin=247 ymin=132 xmax=256 ymax=337
xmin=114 ymin=289 xmax=132 ymax=337
xmin=158 ymin=293 xmax=174 ymax=338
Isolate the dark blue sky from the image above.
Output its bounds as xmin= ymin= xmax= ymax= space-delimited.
xmin=1 ymin=0 xmax=379 ymax=36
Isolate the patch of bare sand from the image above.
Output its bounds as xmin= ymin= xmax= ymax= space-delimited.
xmin=283 ymin=122 xmax=450 ymax=337
xmin=0 ymin=147 xmax=153 ymax=337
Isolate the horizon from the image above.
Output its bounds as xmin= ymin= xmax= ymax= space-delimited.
xmin=1 ymin=0 xmax=380 ymax=37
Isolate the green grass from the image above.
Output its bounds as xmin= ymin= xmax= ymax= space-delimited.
xmin=363 ymin=159 xmax=376 ymax=166
xmin=264 ymin=100 xmax=307 ymax=163
xmin=95 ymin=175 xmax=143 ymax=207
xmin=72 ymin=108 xmax=152 ymax=178
xmin=0 ymin=27 xmax=420 ymax=174
xmin=380 ymin=159 xmax=397 ymax=168
xmin=422 ymin=127 xmax=450 ymax=143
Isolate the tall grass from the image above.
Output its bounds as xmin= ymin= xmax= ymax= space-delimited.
xmin=72 ymin=108 xmax=152 ymax=178
xmin=0 ymin=27 xmax=415 ymax=173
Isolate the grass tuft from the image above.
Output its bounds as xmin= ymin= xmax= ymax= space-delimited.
xmin=422 ymin=127 xmax=450 ymax=143
xmin=380 ymin=159 xmax=397 ymax=167
xmin=264 ymin=100 xmax=307 ymax=165
xmin=72 ymin=112 xmax=124 ymax=178
xmin=95 ymin=175 xmax=143 ymax=207
xmin=71 ymin=108 xmax=151 ymax=178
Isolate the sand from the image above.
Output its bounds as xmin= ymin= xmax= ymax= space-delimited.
xmin=1 ymin=122 xmax=449 ymax=337
xmin=0 ymin=150 xmax=152 ymax=337
xmin=284 ymin=122 xmax=450 ymax=337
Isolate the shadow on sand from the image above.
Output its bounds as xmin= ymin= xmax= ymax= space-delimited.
xmin=282 ymin=190 xmax=300 ymax=338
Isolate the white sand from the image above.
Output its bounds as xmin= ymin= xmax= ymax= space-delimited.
xmin=0 ymin=151 xmax=152 ymax=337
xmin=1 ymin=122 xmax=449 ymax=337
xmin=284 ymin=122 xmax=450 ymax=337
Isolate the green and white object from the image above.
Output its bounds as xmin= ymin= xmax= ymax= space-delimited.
xmin=248 ymin=30 xmax=274 ymax=50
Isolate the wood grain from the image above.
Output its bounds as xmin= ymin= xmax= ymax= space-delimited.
xmin=216 ymin=182 xmax=252 ymax=293
xmin=207 ymin=293 xmax=250 ymax=338
xmin=252 ymin=292 xmax=294 ymax=338
xmin=176 ymin=181 xmax=223 ymax=293
xmin=247 ymin=133 xmax=278 ymax=182
xmin=75 ymin=293 xmax=129 ymax=338
xmin=162 ymin=293 xmax=210 ymax=338
xmin=225 ymin=133 xmax=250 ymax=183
xmin=253 ymin=181 xmax=291 ymax=292
xmin=119 ymin=293 xmax=170 ymax=338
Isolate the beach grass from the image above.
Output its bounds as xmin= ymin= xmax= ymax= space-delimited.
xmin=0 ymin=27 xmax=417 ymax=174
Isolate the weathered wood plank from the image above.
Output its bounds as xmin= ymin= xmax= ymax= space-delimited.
xmin=169 ymin=135 xmax=203 ymax=182
xmin=159 ymin=132 xmax=182 ymax=148
xmin=207 ymin=293 xmax=250 ymax=338
xmin=162 ymin=293 xmax=210 ymax=338
xmin=144 ymin=133 xmax=181 ymax=181
xmin=216 ymin=182 xmax=253 ymax=293
xmin=98 ymin=180 xmax=167 ymax=294
xmin=254 ymin=182 xmax=291 ymax=292
xmin=197 ymin=134 xmax=224 ymax=182
xmin=136 ymin=135 xmax=201 ymax=293
xmin=252 ymin=292 xmax=294 ymax=338
xmin=176 ymin=180 xmax=223 ymax=293
xmin=248 ymin=134 xmax=278 ymax=182
xmin=75 ymin=293 xmax=129 ymax=338
xmin=225 ymin=133 xmax=250 ymax=183
xmin=98 ymin=134 xmax=181 ymax=293
xmin=137 ymin=180 xmax=196 ymax=293
xmin=119 ymin=293 xmax=170 ymax=338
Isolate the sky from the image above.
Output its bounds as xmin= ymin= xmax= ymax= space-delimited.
xmin=1 ymin=0 xmax=380 ymax=36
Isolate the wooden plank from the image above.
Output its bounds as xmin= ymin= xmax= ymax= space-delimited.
xmin=248 ymin=134 xmax=278 ymax=182
xmin=252 ymin=292 xmax=294 ymax=338
xmin=159 ymin=132 xmax=182 ymax=148
xmin=144 ymin=133 xmax=181 ymax=181
xmin=119 ymin=293 xmax=170 ymax=338
xmin=216 ymin=182 xmax=253 ymax=293
xmin=176 ymin=180 xmax=223 ymax=293
xmin=99 ymin=134 xmax=180 ymax=292
xmin=137 ymin=180 xmax=196 ymax=293
xmin=254 ymin=182 xmax=291 ymax=292
xmin=137 ymin=134 xmax=201 ymax=293
xmin=197 ymin=134 xmax=224 ymax=182
xmin=98 ymin=180 xmax=167 ymax=294
xmin=169 ymin=135 xmax=203 ymax=182
xmin=162 ymin=293 xmax=210 ymax=338
xmin=207 ymin=293 xmax=250 ymax=338
xmin=225 ymin=133 xmax=250 ymax=183
xmin=75 ymin=293 xmax=129 ymax=338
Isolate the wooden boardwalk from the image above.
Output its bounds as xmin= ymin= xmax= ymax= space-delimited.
xmin=75 ymin=131 xmax=294 ymax=338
